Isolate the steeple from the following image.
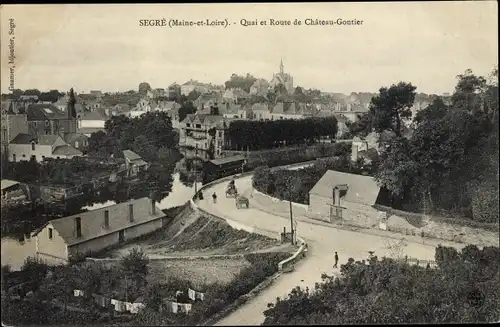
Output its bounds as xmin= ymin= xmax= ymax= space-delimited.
xmin=280 ymin=58 xmax=284 ymax=74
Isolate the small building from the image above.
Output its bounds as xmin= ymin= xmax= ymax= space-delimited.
xmin=32 ymin=197 xmax=167 ymax=265
xmin=123 ymin=150 xmax=149 ymax=177
xmin=307 ymin=170 xmax=383 ymax=228
xmin=1 ymin=179 xmax=30 ymax=205
xmin=8 ymin=133 xmax=82 ymax=162
xmin=78 ymin=109 xmax=108 ymax=130
xmin=203 ymin=155 xmax=246 ymax=183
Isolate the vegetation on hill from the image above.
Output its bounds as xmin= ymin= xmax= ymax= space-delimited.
xmin=262 ymin=245 xmax=500 ymax=325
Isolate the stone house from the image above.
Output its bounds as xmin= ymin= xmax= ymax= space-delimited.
xmin=8 ymin=134 xmax=82 ymax=162
xmin=307 ymin=170 xmax=383 ymax=228
xmin=32 ymin=197 xmax=167 ymax=265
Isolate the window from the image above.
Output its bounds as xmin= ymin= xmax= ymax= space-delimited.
xmin=31 ymin=142 xmax=36 ymax=151
xmin=74 ymin=217 xmax=82 ymax=238
xmin=45 ymin=120 xmax=50 ymax=126
xmin=31 ymin=155 xmax=36 ymax=161
xmin=104 ymin=210 xmax=110 ymax=228
xmin=186 ymin=123 xmax=191 ymax=127
xmin=335 ymin=207 xmax=343 ymax=218
xmin=48 ymin=228 xmax=53 ymax=240
xmin=196 ymin=124 xmax=201 ymax=129
xmin=75 ymin=141 xmax=79 ymax=148
xmin=12 ymin=154 xmax=16 ymax=162
xmin=129 ymin=204 xmax=134 ymax=222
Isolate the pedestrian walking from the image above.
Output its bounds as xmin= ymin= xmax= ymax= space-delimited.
xmin=333 ymin=251 xmax=339 ymax=268
xmin=212 ymin=192 xmax=217 ymax=204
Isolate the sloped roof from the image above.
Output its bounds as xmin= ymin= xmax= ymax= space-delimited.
xmin=53 ymin=145 xmax=82 ymax=156
xmin=65 ymin=133 xmax=89 ymax=144
xmin=38 ymin=135 xmax=63 ymax=146
xmin=33 ymin=197 xmax=165 ymax=246
xmin=183 ymin=114 xmax=226 ymax=126
xmin=251 ymin=103 xmax=269 ymax=111
xmin=309 ymin=170 xmax=380 ymax=206
xmin=123 ymin=149 xmax=143 ymax=161
xmin=27 ymin=104 xmax=67 ymax=121
xmin=77 ymin=127 xmax=106 ymax=135
xmin=1 ymin=179 xmax=20 ymax=190
xmin=209 ymin=155 xmax=246 ymax=166
xmin=10 ymin=133 xmax=35 ymax=144
xmin=81 ymin=109 xmax=108 ymax=121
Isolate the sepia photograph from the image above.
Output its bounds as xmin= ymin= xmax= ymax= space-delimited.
xmin=0 ymin=2 xmax=498 ymax=325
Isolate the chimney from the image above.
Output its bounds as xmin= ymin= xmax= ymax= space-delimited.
xmin=74 ymin=217 xmax=82 ymax=238
xmin=149 ymin=191 xmax=157 ymax=215
xmin=351 ymin=143 xmax=358 ymax=162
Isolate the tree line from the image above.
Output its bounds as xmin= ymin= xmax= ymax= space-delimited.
xmin=227 ymin=117 xmax=338 ymax=151
xmin=373 ymin=67 xmax=498 ymax=222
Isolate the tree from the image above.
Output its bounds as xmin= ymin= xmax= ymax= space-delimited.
xmin=369 ymin=82 xmax=416 ymax=137
xmin=178 ymin=101 xmax=196 ymax=122
xmin=224 ymin=73 xmax=257 ymax=93
xmin=187 ymin=90 xmax=201 ymax=102
xmin=120 ymin=248 xmax=149 ymax=301
xmin=138 ymin=82 xmax=152 ymax=96
xmin=68 ymin=88 xmax=77 ymax=118
xmin=274 ymin=83 xmax=288 ymax=96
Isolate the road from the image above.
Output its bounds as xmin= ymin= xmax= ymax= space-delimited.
xmin=196 ymin=174 xmax=443 ymax=326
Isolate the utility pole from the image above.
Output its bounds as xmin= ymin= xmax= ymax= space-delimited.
xmin=289 ymin=196 xmax=294 ymax=245
xmin=194 ymin=144 xmax=198 ymax=196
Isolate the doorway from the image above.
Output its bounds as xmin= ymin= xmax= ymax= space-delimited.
xmin=118 ymin=230 xmax=125 ymax=243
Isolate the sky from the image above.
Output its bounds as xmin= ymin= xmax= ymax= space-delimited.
xmin=1 ymin=2 xmax=498 ymax=95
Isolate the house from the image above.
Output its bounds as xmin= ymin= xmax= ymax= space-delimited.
xmin=27 ymin=103 xmax=78 ymax=139
xmin=1 ymin=112 xmax=29 ymax=154
xmin=1 ymin=179 xmax=30 ymax=206
xmin=222 ymin=104 xmax=243 ymax=119
xmin=269 ymin=59 xmax=294 ymax=94
xmin=223 ymin=88 xmax=249 ymax=104
xmin=65 ymin=133 xmax=89 ymax=152
xmin=123 ymin=150 xmax=149 ymax=177
xmin=181 ymin=80 xmax=210 ymax=96
xmin=251 ymin=103 xmax=271 ymax=121
xmin=270 ymin=102 xmax=306 ymax=120
xmin=89 ymin=90 xmax=103 ymax=98
xmin=195 ymin=92 xmax=224 ymax=112
xmin=78 ymin=109 xmax=108 ymax=129
xmin=136 ymin=98 xmax=154 ymax=112
xmin=307 ymin=170 xmax=383 ymax=228
xmin=351 ymin=132 xmax=390 ymax=163
xmin=32 ymin=197 xmax=167 ymax=265
xmin=8 ymin=133 xmax=82 ymax=162
xmin=179 ymin=114 xmax=228 ymax=160
xmin=54 ymin=96 xmax=85 ymax=118
xmin=250 ymin=79 xmax=270 ymax=96
xmin=153 ymin=100 xmax=181 ymax=113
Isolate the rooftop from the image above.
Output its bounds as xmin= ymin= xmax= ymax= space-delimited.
xmin=209 ymin=154 xmax=246 ymax=166
xmin=309 ymin=170 xmax=381 ymax=206
xmin=32 ymin=197 xmax=165 ymax=246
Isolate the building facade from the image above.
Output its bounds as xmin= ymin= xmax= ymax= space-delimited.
xmin=32 ymin=197 xmax=167 ymax=265
xmin=307 ymin=170 xmax=383 ymax=228
xmin=179 ymin=114 xmax=227 ymax=160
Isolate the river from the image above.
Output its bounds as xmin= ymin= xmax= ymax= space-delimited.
xmin=1 ymin=172 xmax=202 ymax=271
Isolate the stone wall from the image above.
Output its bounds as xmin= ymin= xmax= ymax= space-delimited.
xmin=251 ymin=189 xmax=308 ymax=219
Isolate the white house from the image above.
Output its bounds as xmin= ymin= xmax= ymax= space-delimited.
xmin=8 ymin=133 xmax=82 ymax=162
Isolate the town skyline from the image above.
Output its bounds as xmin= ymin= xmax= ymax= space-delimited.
xmin=1 ymin=2 xmax=498 ymax=95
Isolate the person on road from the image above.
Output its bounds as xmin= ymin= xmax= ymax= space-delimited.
xmin=333 ymin=251 xmax=339 ymax=268
xmin=212 ymin=192 xmax=217 ymax=204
